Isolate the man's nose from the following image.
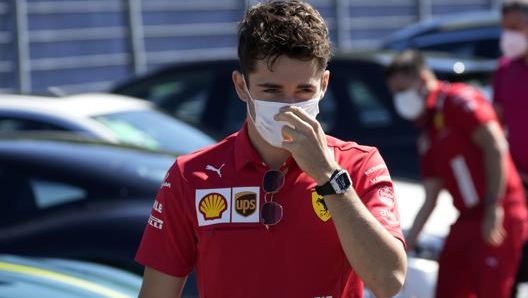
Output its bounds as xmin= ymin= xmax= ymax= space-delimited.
xmin=282 ymin=97 xmax=298 ymax=104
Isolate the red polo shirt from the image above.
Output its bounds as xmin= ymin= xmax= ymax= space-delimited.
xmin=418 ymin=82 xmax=526 ymax=220
xmin=493 ymin=57 xmax=528 ymax=176
xmin=136 ymin=123 xmax=404 ymax=298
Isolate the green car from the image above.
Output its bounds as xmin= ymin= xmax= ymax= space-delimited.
xmin=0 ymin=254 xmax=141 ymax=298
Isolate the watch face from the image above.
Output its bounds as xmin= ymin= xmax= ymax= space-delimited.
xmin=337 ymin=174 xmax=351 ymax=188
xmin=331 ymin=170 xmax=352 ymax=193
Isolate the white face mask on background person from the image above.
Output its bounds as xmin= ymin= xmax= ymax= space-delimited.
xmin=500 ymin=30 xmax=528 ymax=59
xmin=393 ymin=88 xmax=425 ymax=121
xmin=243 ymin=82 xmax=321 ymax=147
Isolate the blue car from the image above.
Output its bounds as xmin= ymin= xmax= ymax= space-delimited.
xmin=0 ymin=254 xmax=141 ymax=298
xmin=0 ymin=133 xmax=200 ymax=297
xmin=380 ymin=10 xmax=501 ymax=59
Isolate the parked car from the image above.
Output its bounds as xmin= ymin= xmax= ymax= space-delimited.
xmin=0 ymin=133 xmax=213 ymax=296
xmin=0 ymin=133 xmax=176 ymax=272
xmin=380 ymin=10 xmax=501 ymax=59
xmin=0 ymin=92 xmax=216 ymax=154
xmin=110 ymin=51 xmax=494 ymax=179
xmin=0 ymin=254 xmax=141 ymax=298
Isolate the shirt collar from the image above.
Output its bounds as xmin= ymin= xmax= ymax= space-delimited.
xmin=425 ymin=80 xmax=444 ymax=110
xmin=234 ymin=121 xmax=265 ymax=171
xmin=413 ymin=81 xmax=444 ymax=128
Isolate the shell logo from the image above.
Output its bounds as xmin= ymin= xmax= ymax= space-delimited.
xmin=199 ymin=193 xmax=228 ymax=220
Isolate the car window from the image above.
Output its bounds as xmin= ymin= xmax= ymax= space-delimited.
xmin=317 ymin=88 xmax=337 ymax=133
xmin=346 ymin=80 xmax=391 ymax=127
xmin=0 ymin=117 xmax=68 ymax=132
xmin=411 ymin=28 xmax=501 ymax=59
xmin=331 ymin=60 xmax=395 ymax=130
xmin=31 ymin=178 xmax=87 ymax=208
xmin=0 ymin=168 xmax=38 ymax=219
xmin=419 ymin=39 xmax=500 ymax=60
xmin=147 ymin=75 xmax=210 ymax=125
xmin=0 ymin=168 xmax=85 ymax=224
xmin=92 ymin=110 xmax=215 ymax=153
xmin=223 ymin=87 xmax=246 ymax=135
xmin=115 ymin=68 xmax=215 ymax=128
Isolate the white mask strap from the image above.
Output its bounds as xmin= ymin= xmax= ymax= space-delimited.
xmin=241 ymin=76 xmax=257 ymax=124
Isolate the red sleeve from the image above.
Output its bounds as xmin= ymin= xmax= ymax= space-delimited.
xmin=351 ymin=148 xmax=406 ymax=247
xmin=417 ymin=133 xmax=438 ymax=180
xmin=135 ymin=160 xmax=197 ymax=277
xmin=445 ymin=84 xmax=497 ymax=136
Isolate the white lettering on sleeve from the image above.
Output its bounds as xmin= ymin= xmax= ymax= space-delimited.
xmin=148 ymin=215 xmax=164 ymax=230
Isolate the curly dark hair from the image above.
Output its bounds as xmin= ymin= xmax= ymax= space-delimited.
xmin=385 ymin=49 xmax=427 ymax=79
xmin=237 ymin=0 xmax=332 ymax=75
xmin=502 ymin=0 xmax=528 ymax=20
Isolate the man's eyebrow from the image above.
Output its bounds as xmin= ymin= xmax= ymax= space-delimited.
xmin=298 ymin=83 xmax=316 ymax=89
xmin=256 ymin=82 xmax=282 ymax=88
xmin=256 ymin=83 xmax=316 ymax=89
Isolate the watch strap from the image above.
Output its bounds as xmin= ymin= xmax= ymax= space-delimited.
xmin=315 ymin=169 xmax=340 ymax=196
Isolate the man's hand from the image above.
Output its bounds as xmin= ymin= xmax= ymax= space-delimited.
xmin=482 ymin=205 xmax=506 ymax=246
xmin=275 ymin=105 xmax=338 ymax=184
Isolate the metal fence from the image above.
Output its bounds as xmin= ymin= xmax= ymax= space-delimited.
xmin=0 ymin=0 xmax=500 ymax=94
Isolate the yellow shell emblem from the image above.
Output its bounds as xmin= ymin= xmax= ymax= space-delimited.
xmin=199 ymin=193 xmax=227 ymax=220
xmin=311 ymin=191 xmax=331 ymax=222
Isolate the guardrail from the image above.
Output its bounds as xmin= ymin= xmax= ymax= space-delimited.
xmin=0 ymin=0 xmax=499 ymax=94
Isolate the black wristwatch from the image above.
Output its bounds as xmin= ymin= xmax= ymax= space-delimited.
xmin=315 ymin=169 xmax=352 ymax=196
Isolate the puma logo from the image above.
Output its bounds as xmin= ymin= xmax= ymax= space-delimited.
xmin=206 ymin=163 xmax=225 ymax=177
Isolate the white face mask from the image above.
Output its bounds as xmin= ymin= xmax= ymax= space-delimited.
xmin=500 ymin=30 xmax=528 ymax=59
xmin=393 ymin=88 xmax=425 ymax=121
xmin=243 ymin=82 xmax=320 ymax=147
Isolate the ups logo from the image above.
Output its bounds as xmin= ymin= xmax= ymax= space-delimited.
xmin=234 ymin=191 xmax=257 ymax=217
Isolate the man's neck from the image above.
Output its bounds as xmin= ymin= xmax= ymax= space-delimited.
xmin=247 ymin=123 xmax=291 ymax=169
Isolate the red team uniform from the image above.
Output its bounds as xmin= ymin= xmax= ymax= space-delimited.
xmin=493 ymin=57 xmax=528 ymax=179
xmin=136 ymin=123 xmax=404 ymax=298
xmin=418 ymin=82 xmax=528 ymax=298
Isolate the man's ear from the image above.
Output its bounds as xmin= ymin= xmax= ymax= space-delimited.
xmin=232 ymin=70 xmax=249 ymax=103
xmin=418 ymin=69 xmax=428 ymax=84
xmin=523 ymin=24 xmax=528 ymax=37
xmin=320 ymin=70 xmax=330 ymax=96
xmin=419 ymin=69 xmax=433 ymax=89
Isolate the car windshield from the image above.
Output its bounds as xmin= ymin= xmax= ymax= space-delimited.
xmin=92 ymin=109 xmax=215 ymax=153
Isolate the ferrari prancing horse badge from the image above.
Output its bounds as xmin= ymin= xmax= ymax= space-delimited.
xmin=312 ymin=191 xmax=331 ymax=222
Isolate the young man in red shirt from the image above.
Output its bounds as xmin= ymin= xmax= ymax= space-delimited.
xmin=134 ymin=1 xmax=407 ymax=298
xmin=494 ymin=2 xmax=528 ymax=295
xmin=386 ymin=49 xmax=528 ymax=298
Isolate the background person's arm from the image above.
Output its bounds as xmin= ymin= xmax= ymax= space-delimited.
xmin=492 ymin=102 xmax=504 ymax=124
xmin=138 ymin=267 xmax=187 ymax=298
xmin=405 ymin=178 xmax=442 ymax=252
xmin=471 ymin=120 xmax=508 ymax=246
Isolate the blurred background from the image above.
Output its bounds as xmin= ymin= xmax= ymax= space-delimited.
xmin=0 ymin=0 xmax=502 ymax=94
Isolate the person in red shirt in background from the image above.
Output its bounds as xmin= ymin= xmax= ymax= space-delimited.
xmin=495 ymin=1 xmax=528 ymax=296
xmin=386 ymin=49 xmax=528 ymax=298
xmin=134 ymin=1 xmax=407 ymax=298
